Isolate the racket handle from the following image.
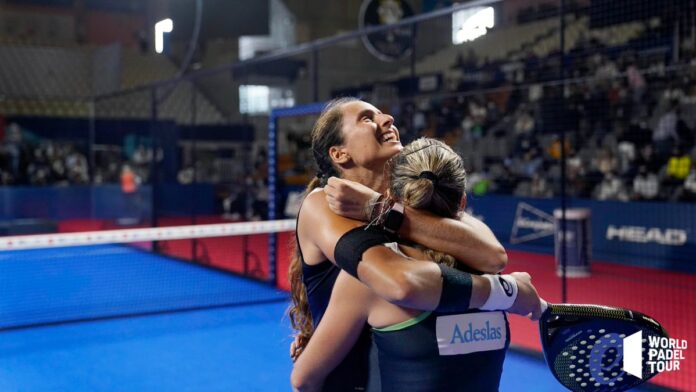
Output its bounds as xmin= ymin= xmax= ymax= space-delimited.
xmin=540 ymin=299 xmax=548 ymax=314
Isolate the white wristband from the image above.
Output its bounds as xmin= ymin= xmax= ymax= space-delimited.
xmin=480 ymin=274 xmax=518 ymax=311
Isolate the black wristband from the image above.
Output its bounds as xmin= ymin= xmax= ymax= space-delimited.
xmin=334 ymin=225 xmax=396 ymax=279
xmin=435 ymin=264 xmax=473 ymax=313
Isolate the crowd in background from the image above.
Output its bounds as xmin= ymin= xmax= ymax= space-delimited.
xmin=3 ymin=8 xmax=696 ymax=206
xmin=392 ymin=37 xmax=696 ymax=203
xmin=0 ymin=123 xmax=158 ymax=187
xmin=0 ymin=123 xmax=89 ymax=186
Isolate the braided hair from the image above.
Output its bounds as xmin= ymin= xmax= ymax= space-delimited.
xmin=288 ymin=97 xmax=359 ymax=350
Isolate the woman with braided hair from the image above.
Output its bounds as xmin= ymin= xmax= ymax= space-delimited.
xmin=289 ymin=98 xmax=542 ymax=391
xmin=292 ymin=137 xmax=521 ymax=391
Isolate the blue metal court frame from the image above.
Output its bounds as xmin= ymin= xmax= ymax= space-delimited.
xmin=267 ymin=102 xmax=327 ymax=287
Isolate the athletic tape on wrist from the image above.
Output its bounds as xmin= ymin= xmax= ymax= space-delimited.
xmin=480 ymin=274 xmax=518 ymax=311
xmin=435 ymin=264 xmax=473 ymax=313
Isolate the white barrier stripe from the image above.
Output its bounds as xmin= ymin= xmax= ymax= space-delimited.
xmin=0 ymin=219 xmax=296 ymax=251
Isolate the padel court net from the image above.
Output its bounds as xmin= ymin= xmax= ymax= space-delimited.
xmin=0 ymin=220 xmax=295 ymax=331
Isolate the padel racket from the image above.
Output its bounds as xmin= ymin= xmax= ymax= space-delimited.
xmin=539 ymin=302 xmax=669 ymax=392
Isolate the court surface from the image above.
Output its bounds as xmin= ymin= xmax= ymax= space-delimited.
xmin=0 ymin=300 xmax=662 ymax=391
xmin=0 ymin=239 xmax=664 ymax=391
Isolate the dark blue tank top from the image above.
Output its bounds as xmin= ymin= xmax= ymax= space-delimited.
xmin=373 ymin=310 xmax=510 ymax=392
xmin=302 ymin=260 xmax=341 ymax=328
xmin=297 ymin=233 xmax=376 ymax=391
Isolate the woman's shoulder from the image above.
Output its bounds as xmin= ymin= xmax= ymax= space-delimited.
xmin=299 ymin=188 xmax=329 ymax=222
xmin=298 ymin=186 xmax=367 ymax=256
xmin=301 ymin=188 xmax=360 ymax=229
xmin=304 ymin=187 xmax=325 ymax=203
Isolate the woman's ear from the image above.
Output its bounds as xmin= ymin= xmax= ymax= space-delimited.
xmin=329 ymin=145 xmax=350 ymax=164
xmin=460 ymin=192 xmax=467 ymax=210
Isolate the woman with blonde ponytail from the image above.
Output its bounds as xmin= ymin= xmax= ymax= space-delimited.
xmin=292 ymin=137 xmax=519 ymax=391
xmin=289 ymin=99 xmax=543 ymax=391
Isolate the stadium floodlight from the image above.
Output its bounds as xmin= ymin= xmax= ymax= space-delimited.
xmin=154 ymin=18 xmax=174 ymax=54
xmin=452 ymin=6 xmax=494 ymax=44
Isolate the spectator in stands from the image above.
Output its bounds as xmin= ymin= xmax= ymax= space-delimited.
xmin=530 ymin=173 xmax=552 ymax=198
xmin=512 ymin=126 xmax=539 ymax=158
xmin=547 ymin=135 xmax=571 ymax=161
xmin=626 ymin=60 xmax=646 ymax=103
xmin=120 ymin=164 xmax=139 ymax=194
xmin=653 ymin=102 xmax=680 ymax=158
xmin=625 ymin=118 xmax=652 ymax=149
xmin=411 ymin=106 xmax=427 ymax=136
xmin=50 ymin=154 xmax=68 ymax=185
xmin=665 ymin=146 xmax=692 ymax=184
xmin=65 ymin=145 xmax=89 ymax=184
xmin=675 ymin=106 xmax=694 ymax=150
xmin=594 ymin=55 xmax=619 ymax=83
xmin=635 ymin=144 xmax=663 ymax=174
xmin=2 ymin=123 xmax=28 ymax=184
xmin=251 ymin=177 xmax=269 ymax=221
xmin=632 ymin=165 xmax=660 ymax=201
xmin=518 ymin=147 xmax=544 ymax=179
xmin=467 ymin=99 xmax=487 ymax=139
xmin=222 ymin=185 xmax=245 ymax=221
xmin=494 ymin=164 xmax=518 ymax=195
xmin=467 ymin=167 xmax=491 ymax=196
xmin=595 ymin=172 xmax=629 ymax=201
xmin=595 ymin=147 xmax=619 ymax=177
xmin=616 ymin=139 xmax=636 ymax=177
xmin=663 ymin=83 xmax=686 ymax=104
xmin=121 ymin=164 xmax=146 ymax=221
xmin=132 ymin=144 xmax=151 ymax=166
xmin=676 ymin=162 xmax=696 ymax=201
xmin=566 ymin=156 xmax=592 ymax=198
xmin=513 ymin=106 xmax=535 ymax=135
xmin=585 ymin=86 xmax=611 ymax=145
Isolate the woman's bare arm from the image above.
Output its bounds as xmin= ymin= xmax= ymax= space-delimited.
xmin=400 ymin=208 xmax=507 ymax=273
xmin=300 ymin=190 xmax=543 ymax=319
xmin=300 ymin=191 xmax=488 ymax=309
xmin=291 ymin=271 xmax=373 ymax=391
xmin=323 ymin=177 xmax=507 ymax=273
xmin=357 ymin=245 xmax=491 ymax=309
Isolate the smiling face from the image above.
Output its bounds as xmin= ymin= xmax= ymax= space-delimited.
xmin=330 ymin=101 xmax=403 ymax=170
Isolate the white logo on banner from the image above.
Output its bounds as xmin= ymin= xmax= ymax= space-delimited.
xmin=623 ymin=331 xmax=688 ymax=378
xmin=436 ymin=312 xmax=506 ymax=356
xmin=510 ymin=202 xmax=555 ymax=244
xmin=606 ymin=225 xmax=688 ymax=246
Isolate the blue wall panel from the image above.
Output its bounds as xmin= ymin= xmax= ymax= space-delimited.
xmin=467 ymin=195 xmax=695 ymax=272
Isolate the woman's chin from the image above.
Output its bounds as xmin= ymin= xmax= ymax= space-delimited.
xmin=385 ymin=141 xmax=404 ymax=152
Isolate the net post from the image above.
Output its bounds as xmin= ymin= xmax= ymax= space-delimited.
xmin=149 ymin=86 xmax=160 ymax=251
xmin=267 ymin=112 xmax=279 ymax=286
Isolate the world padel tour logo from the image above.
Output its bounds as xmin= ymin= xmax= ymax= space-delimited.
xmin=623 ymin=331 xmax=688 ymax=378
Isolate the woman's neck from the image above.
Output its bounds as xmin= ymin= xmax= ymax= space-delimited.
xmin=343 ymin=167 xmax=388 ymax=193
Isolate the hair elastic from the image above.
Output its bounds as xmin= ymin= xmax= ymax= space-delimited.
xmin=418 ymin=171 xmax=438 ymax=184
